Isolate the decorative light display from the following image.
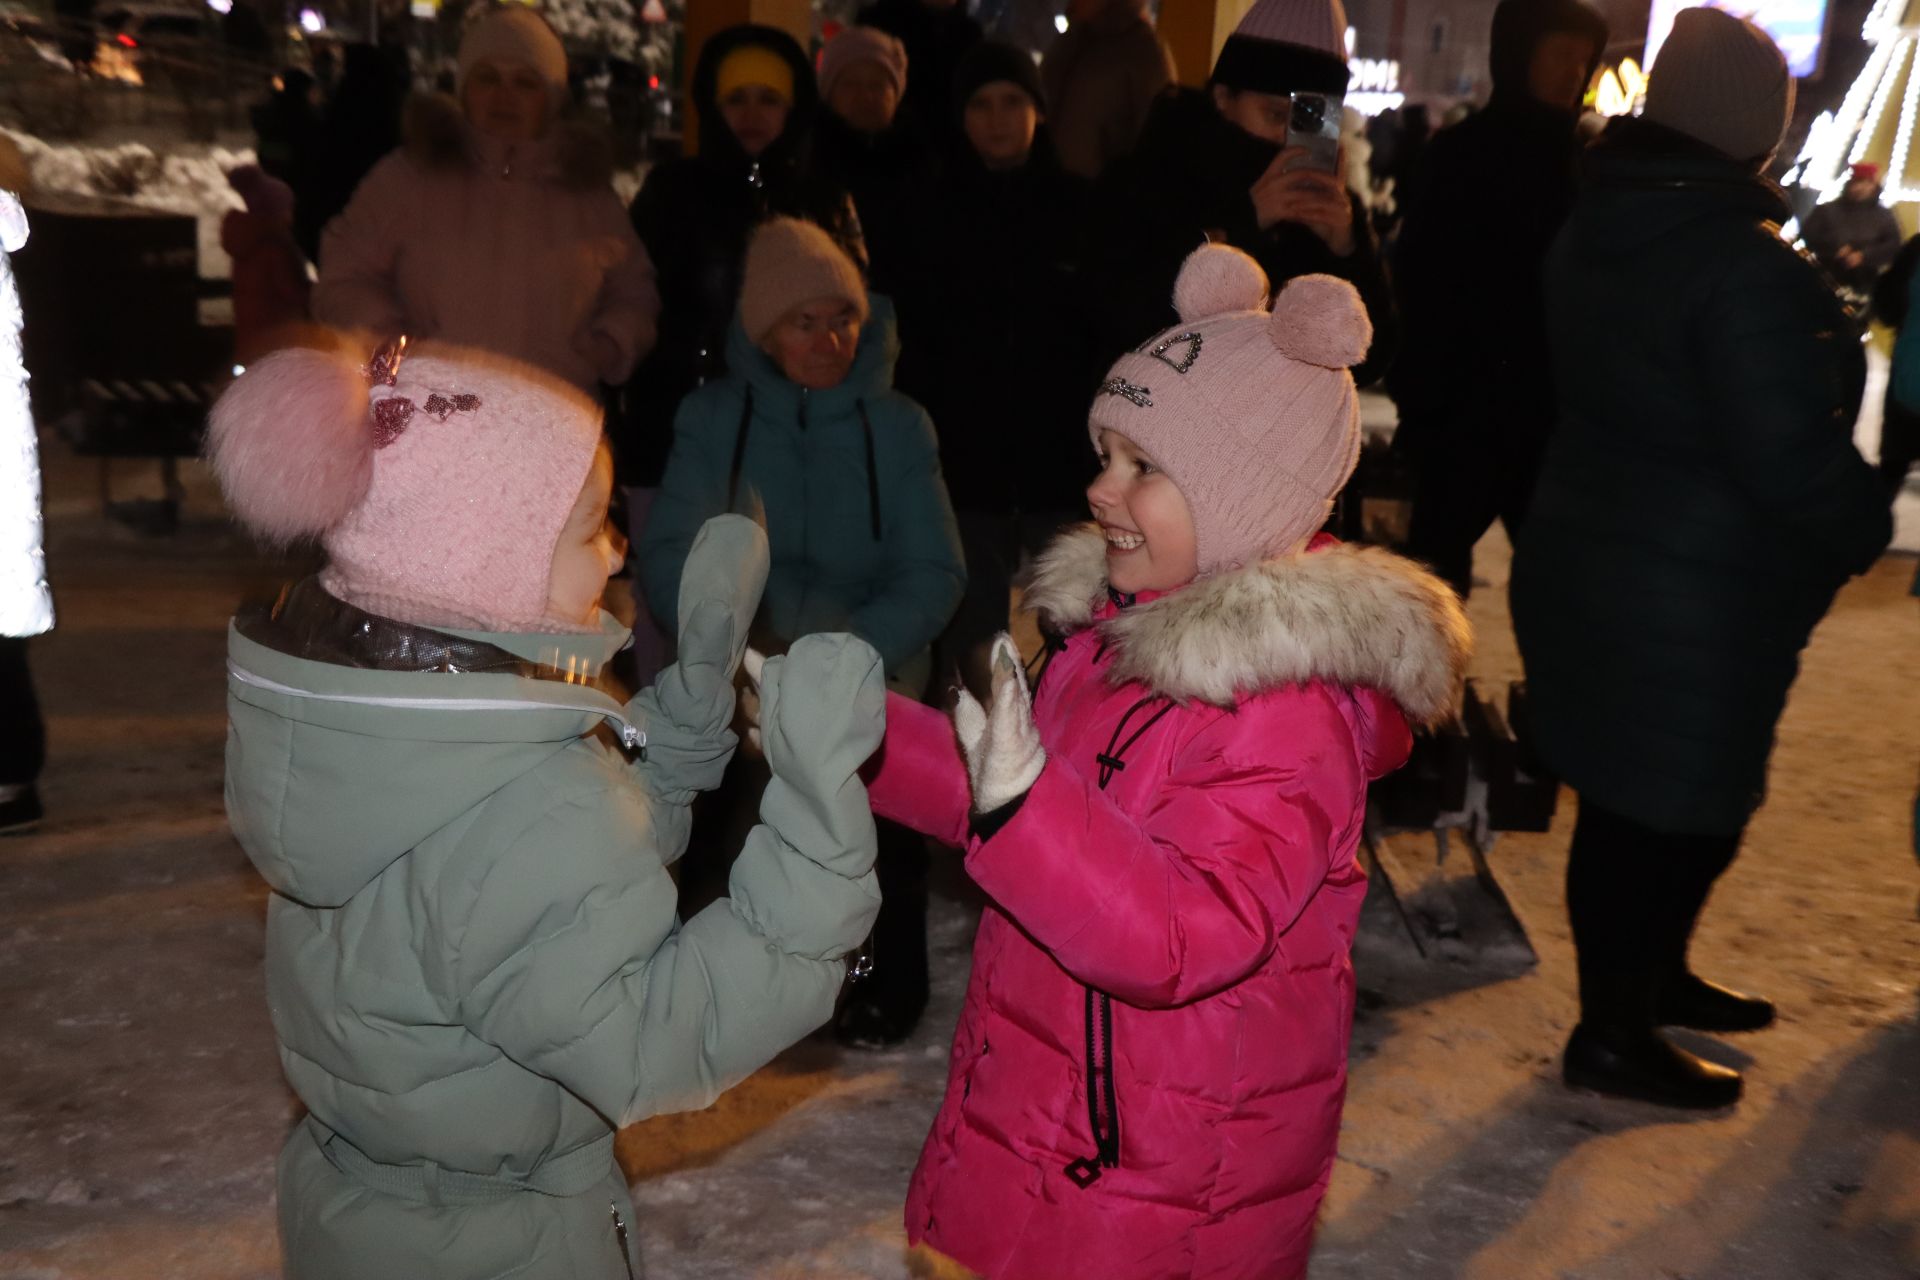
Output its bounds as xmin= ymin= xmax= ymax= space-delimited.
xmin=1591 ymin=57 xmax=1648 ymax=117
xmin=1787 ymin=0 xmax=1920 ymax=207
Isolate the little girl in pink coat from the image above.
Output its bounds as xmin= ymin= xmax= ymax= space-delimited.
xmin=866 ymin=246 xmax=1473 ymax=1280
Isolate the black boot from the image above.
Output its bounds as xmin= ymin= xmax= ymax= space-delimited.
xmin=1563 ymin=1023 xmax=1742 ymax=1109
xmin=0 ymin=784 xmax=41 ymax=835
xmin=834 ymin=819 xmax=930 ymax=1049
xmin=1655 ymin=973 xmax=1775 ymax=1033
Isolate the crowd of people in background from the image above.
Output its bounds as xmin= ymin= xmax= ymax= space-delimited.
xmin=191 ymin=0 xmax=1920 ymax=1081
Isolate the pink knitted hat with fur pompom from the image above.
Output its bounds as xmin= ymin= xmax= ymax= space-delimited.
xmin=1089 ymin=245 xmax=1370 ymax=575
xmin=207 ymin=340 xmax=604 ymax=633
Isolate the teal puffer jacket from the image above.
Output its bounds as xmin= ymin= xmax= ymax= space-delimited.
xmin=224 ymin=517 xmax=884 ymax=1278
xmin=639 ymin=297 xmax=964 ymax=676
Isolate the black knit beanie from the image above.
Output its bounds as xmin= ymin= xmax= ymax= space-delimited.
xmin=954 ymin=40 xmax=1047 ymax=116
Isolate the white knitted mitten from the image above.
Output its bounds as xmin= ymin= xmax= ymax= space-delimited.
xmin=952 ymin=634 xmax=1046 ymax=815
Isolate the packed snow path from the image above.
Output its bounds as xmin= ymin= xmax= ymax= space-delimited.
xmin=1 ymin=443 xmax=1916 ymax=1278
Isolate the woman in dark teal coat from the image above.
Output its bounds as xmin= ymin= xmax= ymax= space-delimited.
xmin=1511 ymin=10 xmax=1891 ymax=1110
xmin=641 ymin=217 xmax=964 ymax=1047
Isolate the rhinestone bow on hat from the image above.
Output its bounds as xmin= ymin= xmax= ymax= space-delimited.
xmin=362 ymin=336 xmax=482 ymax=449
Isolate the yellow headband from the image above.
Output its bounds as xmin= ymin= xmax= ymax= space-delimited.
xmin=716 ymin=46 xmax=795 ymax=104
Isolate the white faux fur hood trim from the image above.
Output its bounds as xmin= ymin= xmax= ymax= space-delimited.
xmin=1023 ymin=524 xmax=1472 ymax=727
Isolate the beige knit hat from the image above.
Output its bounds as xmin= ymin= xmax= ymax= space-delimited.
xmin=1643 ymin=7 xmax=1793 ymax=163
xmin=739 ymin=218 xmax=870 ymax=342
xmin=1089 ymin=246 xmax=1370 ymax=576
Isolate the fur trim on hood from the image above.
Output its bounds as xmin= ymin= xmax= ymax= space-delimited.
xmin=1023 ymin=524 xmax=1472 ymax=727
xmin=403 ymin=92 xmax=615 ymax=191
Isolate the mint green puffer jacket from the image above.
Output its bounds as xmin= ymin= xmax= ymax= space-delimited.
xmin=224 ymin=517 xmax=883 ymax=1278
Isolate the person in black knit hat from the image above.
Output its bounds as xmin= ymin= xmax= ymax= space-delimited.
xmin=894 ymin=39 xmax=1101 ymax=700
xmin=1089 ymin=0 xmax=1398 ymax=385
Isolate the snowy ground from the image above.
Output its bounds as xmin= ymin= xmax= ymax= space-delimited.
xmin=0 ymin=438 xmax=1916 ymax=1279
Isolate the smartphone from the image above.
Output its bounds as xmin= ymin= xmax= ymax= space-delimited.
xmin=1287 ymin=91 xmax=1345 ymax=175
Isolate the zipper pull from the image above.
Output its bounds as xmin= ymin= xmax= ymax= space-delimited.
xmin=610 ymin=1202 xmax=638 ymax=1280
xmin=618 ymin=722 xmax=647 ymax=756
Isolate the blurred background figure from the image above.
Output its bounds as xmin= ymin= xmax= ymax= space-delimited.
xmin=304 ymin=44 xmax=409 ymax=262
xmin=858 ymin=0 xmax=983 ymax=155
xmin=893 ymin=39 xmax=1098 ymax=694
xmin=1 ymin=145 xmax=47 ymax=836
xmin=1041 ymin=0 xmax=1172 ymax=180
xmin=812 ymin=25 xmax=929 ymax=290
xmin=1874 ymin=231 xmax=1920 ymax=497
xmin=1802 ymin=162 xmax=1902 ymax=309
xmin=1389 ymin=0 xmax=1607 ymax=598
xmin=622 ymin=24 xmax=861 ymax=488
xmin=313 ymin=8 xmax=657 ymax=396
xmin=250 ymin=68 xmax=325 ymax=255
xmin=222 ymin=165 xmax=311 ymax=366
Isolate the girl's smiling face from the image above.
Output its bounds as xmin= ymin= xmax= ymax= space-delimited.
xmin=1087 ymin=429 xmax=1198 ymax=594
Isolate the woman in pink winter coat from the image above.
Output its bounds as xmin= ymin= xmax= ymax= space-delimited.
xmin=313 ymin=9 xmax=658 ymax=392
xmin=865 ymin=247 xmax=1472 ymax=1280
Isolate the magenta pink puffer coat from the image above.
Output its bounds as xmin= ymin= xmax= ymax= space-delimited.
xmin=869 ymin=527 xmax=1470 ymax=1280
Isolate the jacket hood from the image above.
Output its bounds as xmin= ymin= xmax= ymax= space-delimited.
xmin=225 ymin=596 xmax=637 ymax=908
xmin=402 ymin=91 xmax=616 ymax=190
xmin=690 ymin=25 xmax=821 ymax=179
xmin=1563 ymin=116 xmax=1789 ymax=254
xmin=1488 ymin=0 xmax=1607 ymax=108
xmin=725 ymin=292 xmax=902 ymax=415
xmin=1023 ymin=524 xmax=1471 ymax=726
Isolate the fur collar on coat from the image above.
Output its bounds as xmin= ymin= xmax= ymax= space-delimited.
xmin=1022 ymin=524 xmax=1472 ymax=727
xmin=403 ymin=92 xmax=615 ymax=191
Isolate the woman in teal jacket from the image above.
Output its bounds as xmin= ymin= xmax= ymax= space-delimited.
xmin=641 ymin=218 xmax=963 ymax=1046
xmin=639 ymin=227 xmax=964 ymax=685
xmin=210 ymin=339 xmax=885 ymax=1278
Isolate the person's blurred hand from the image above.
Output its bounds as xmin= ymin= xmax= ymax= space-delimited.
xmin=1251 ymin=147 xmax=1356 ymax=257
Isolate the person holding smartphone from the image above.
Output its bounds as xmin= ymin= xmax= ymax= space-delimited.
xmin=1091 ymin=0 xmax=1397 ymax=386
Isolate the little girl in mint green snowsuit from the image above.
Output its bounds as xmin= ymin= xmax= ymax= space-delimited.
xmin=209 ymin=337 xmax=884 ymax=1279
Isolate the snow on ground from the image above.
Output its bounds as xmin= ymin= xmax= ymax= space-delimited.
xmin=0 ymin=440 xmax=1916 ymax=1279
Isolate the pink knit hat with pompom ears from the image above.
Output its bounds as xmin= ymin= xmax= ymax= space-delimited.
xmin=1089 ymin=245 xmax=1370 ymax=576
xmin=206 ymin=338 xmax=605 ymax=633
